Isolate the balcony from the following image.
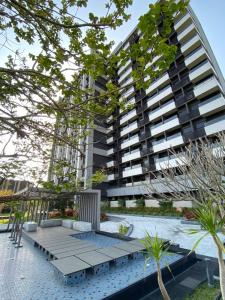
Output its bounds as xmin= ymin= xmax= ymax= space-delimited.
xmin=121 ymin=86 xmax=135 ymax=98
xmin=120 ymin=121 xmax=138 ymax=137
xmin=155 ymin=155 xmax=186 ymax=171
xmin=107 ymin=161 xmax=116 ymax=168
xmin=194 ymin=77 xmax=222 ymax=99
xmin=199 ymin=94 xmax=225 ymax=116
xmin=153 ymin=133 xmax=184 ymax=153
xmin=146 ymin=55 xmax=161 ymax=69
xmin=118 ymin=67 xmax=132 ymax=84
xmin=205 ymin=115 xmax=225 ymax=136
xmin=184 ymin=47 xmax=207 ymax=69
xmin=181 ymin=34 xmax=201 ymax=56
xmin=118 ymin=59 xmax=132 ymax=75
xmin=147 ymin=86 xmax=173 ymax=109
xmin=177 ymin=23 xmax=196 ymax=43
xmin=122 ymin=165 xmax=143 ymax=178
xmin=122 ymin=150 xmax=141 ymax=163
xmin=106 ymin=115 xmax=113 ymax=123
xmin=174 ymin=13 xmax=192 ymax=31
xmin=107 ymin=136 xmax=114 ymax=144
xmin=121 ymin=135 xmax=139 ymax=149
xmin=145 ymin=73 xmax=170 ymax=95
xmin=189 ymin=61 xmax=213 ymax=83
xmin=107 ymin=148 xmax=115 ymax=156
xmin=121 ymin=76 xmax=133 ymax=88
xmin=107 ymin=174 xmax=117 ymax=181
xmin=149 ymin=100 xmax=176 ymax=122
xmin=120 ymin=109 xmax=137 ymax=125
xmin=119 ymin=97 xmax=136 ymax=112
xmin=107 ymin=125 xmax=114 ymax=133
xmin=150 ymin=116 xmax=180 ymax=137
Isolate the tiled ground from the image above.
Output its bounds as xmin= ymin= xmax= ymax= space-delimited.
xmin=0 ymin=233 xmax=182 ymax=300
xmin=102 ymin=214 xmax=225 ymax=258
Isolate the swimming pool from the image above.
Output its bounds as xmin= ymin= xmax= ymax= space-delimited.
xmin=72 ymin=231 xmax=121 ymax=248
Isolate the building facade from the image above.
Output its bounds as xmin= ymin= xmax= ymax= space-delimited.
xmin=106 ymin=5 xmax=225 ymax=204
xmin=50 ymin=5 xmax=225 ymax=205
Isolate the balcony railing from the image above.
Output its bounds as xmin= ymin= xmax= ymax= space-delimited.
xmin=194 ymin=76 xmax=221 ymax=99
xmin=121 ymin=134 xmax=139 ymax=149
xmin=199 ymin=94 xmax=225 ymax=116
xmin=147 ymin=85 xmax=173 ymax=108
xmin=205 ymin=115 xmax=225 ymax=136
xmin=149 ymin=99 xmax=176 ymax=121
xmin=150 ymin=115 xmax=180 ymax=137
xmin=152 ymin=133 xmax=184 ymax=153
xmin=120 ymin=121 xmax=138 ymax=137
xmin=122 ymin=150 xmax=141 ymax=163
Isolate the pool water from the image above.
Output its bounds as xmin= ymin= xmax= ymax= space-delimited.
xmin=0 ymin=233 xmax=182 ymax=300
xmin=72 ymin=232 xmax=121 ymax=248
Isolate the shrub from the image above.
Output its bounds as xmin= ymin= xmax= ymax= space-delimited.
xmin=101 ymin=200 xmax=110 ymax=209
xmin=48 ymin=210 xmax=61 ymax=218
xmin=135 ymin=197 xmax=145 ymax=207
xmin=118 ymin=198 xmax=125 ymax=207
xmin=2 ymin=205 xmax=11 ymax=214
xmin=119 ymin=224 xmax=129 ymax=235
xmin=183 ymin=210 xmax=196 ymax=220
xmin=159 ymin=201 xmax=173 ymax=210
xmin=64 ymin=208 xmax=74 ymax=217
xmin=100 ymin=212 xmax=108 ymax=222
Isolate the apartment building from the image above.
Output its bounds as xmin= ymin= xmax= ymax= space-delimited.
xmin=106 ymin=6 xmax=225 ymax=204
xmin=50 ymin=5 xmax=225 ymax=204
xmin=49 ymin=74 xmax=109 ymax=197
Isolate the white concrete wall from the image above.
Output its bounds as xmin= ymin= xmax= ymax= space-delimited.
xmin=173 ymin=200 xmax=193 ymax=208
xmin=110 ymin=201 xmax=120 ymax=208
xmin=145 ymin=199 xmax=160 ymax=208
xmin=126 ymin=200 xmax=137 ymax=208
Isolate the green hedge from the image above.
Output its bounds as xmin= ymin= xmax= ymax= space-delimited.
xmin=101 ymin=206 xmax=185 ymax=217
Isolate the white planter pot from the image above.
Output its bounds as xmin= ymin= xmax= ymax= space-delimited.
xmin=145 ymin=199 xmax=160 ymax=208
xmin=126 ymin=200 xmax=137 ymax=208
xmin=173 ymin=200 xmax=193 ymax=208
xmin=110 ymin=201 xmax=119 ymax=208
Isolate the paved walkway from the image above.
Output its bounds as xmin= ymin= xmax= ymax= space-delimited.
xmin=101 ymin=214 xmax=225 ymax=258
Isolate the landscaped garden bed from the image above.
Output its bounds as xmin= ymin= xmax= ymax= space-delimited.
xmin=101 ymin=206 xmax=192 ymax=218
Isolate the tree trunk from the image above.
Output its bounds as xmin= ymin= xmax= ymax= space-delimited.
xmin=156 ymin=262 xmax=171 ymax=300
xmin=213 ymin=237 xmax=225 ymax=300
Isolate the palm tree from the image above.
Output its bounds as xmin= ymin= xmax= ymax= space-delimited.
xmin=141 ymin=232 xmax=171 ymax=300
xmin=189 ymin=201 xmax=225 ymax=300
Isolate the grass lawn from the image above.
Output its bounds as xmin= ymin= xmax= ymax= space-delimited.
xmin=185 ymin=282 xmax=220 ymax=300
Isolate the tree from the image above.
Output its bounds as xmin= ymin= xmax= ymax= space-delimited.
xmin=189 ymin=201 xmax=225 ymax=300
xmin=141 ymin=232 xmax=171 ymax=300
xmin=146 ymin=134 xmax=225 ymax=299
xmin=0 ymin=0 xmax=188 ymax=189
